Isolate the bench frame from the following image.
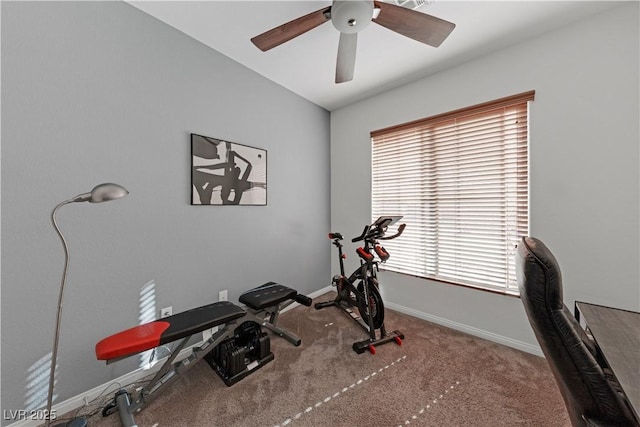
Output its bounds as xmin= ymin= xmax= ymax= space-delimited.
xmin=101 ymin=314 xmax=243 ymax=427
xmin=239 ymin=282 xmax=312 ymax=347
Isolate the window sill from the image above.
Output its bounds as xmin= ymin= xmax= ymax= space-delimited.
xmin=378 ymin=268 xmax=521 ymax=299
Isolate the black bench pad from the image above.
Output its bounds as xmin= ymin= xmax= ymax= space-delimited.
xmin=239 ymin=282 xmax=297 ymax=311
xmin=96 ymin=301 xmax=246 ymax=361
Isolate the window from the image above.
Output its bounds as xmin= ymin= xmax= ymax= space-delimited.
xmin=371 ymin=91 xmax=534 ymax=295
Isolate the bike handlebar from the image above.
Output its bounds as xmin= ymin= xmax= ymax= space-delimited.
xmin=352 ymin=225 xmax=370 ymax=243
xmin=351 ymin=220 xmax=406 ymax=243
xmin=379 ymin=223 xmax=406 ymax=240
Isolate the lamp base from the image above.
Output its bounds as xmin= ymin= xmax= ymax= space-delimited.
xmin=52 ymin=418 xmax=87 ymax=427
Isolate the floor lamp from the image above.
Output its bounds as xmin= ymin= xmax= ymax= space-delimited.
xmin=46 ymin=183 xmax=129 ymax=427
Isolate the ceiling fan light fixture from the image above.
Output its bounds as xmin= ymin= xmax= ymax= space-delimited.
xmin=331 ymin=0 xmax=374 ymax=34
xmin=250 ymin=0 xmax=455 ymax=83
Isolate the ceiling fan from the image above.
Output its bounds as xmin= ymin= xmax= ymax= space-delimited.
xmin=251 ymin=0 xmax=455 ymax=84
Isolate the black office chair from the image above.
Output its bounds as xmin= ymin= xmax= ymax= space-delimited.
xmin=516 ymin=236 xmax=637 ymax=427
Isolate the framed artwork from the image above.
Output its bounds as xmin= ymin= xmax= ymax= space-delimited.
xmin=191 ymin=133 xmax=267 ymax=205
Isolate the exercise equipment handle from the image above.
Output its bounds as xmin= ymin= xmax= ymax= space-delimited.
xmin=294 ymin=294 xmax=313 ymax=307
xmin=356 ymin=247 xmax=375 ymax=262
xmin=374 ymin=245 xmax=390 ymax=262
xmin=352 ymin=225 xmax=370 ymax=243
xmin=380 ymin=223 xmax=406 ymax=240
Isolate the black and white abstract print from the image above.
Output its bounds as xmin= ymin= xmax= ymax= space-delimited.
xmin=191 ymin=134 xmax=267 ymax=205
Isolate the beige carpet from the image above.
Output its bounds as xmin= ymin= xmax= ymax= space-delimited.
xmin=72 ymin=293 xmax=569 ymax=426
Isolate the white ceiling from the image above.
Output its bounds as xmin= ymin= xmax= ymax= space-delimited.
xmin=128 ymin=1 xmax=621 ymax=111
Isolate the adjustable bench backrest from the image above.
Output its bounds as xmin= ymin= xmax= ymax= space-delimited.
xmin=96 ymin=301 xmax=246 ymax=362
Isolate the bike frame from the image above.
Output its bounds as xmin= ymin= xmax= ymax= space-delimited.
xmin=317 ymin=218 xmax=405 ymax=354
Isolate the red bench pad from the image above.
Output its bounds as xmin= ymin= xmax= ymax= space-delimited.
xmin=96 ymin=301 xmax=245 ymax=361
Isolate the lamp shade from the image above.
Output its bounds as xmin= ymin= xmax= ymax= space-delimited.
xmin=89 ymin=183 xmax=129 ymax=203
xmin=72 ymin=183 xmax=129 ymax=203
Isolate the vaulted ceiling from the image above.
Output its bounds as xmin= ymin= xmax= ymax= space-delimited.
xmin=128 ymin=1 xmax=622 ymax=111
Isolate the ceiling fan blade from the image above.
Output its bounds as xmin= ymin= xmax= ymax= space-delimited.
xmin=336 ymin=32 xmax=357 ymax=84
xmin=251 ymin=6 xmax=332 ymax=51
xmin=372 ymin=1 xmax=455 ymax=47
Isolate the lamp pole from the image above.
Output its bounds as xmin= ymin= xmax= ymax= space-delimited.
xmin=45 ymin=184 xmax=128 ymax=427
xmin=46 ymin=199 xmax=74 ymax=427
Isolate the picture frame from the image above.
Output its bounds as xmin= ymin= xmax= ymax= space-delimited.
xmin=191 ymin=133 xmax=267 ymax=205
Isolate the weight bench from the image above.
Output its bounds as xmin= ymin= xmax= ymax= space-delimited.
xmin=95 ymin=283 xmax=312 ymax=425
xmin=95 ymin=301 xmax=246 ymax=427
xmin=239 ymin=282 xmax=312 ymax=346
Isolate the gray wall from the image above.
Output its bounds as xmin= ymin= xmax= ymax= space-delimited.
xmin=1 ymin=1 xmax=329 ymax=420
xmin=331 ymin=3 xmax=639 ymax=352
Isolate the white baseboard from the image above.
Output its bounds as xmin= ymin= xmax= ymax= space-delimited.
xmin=7 ymin=286 xmax=336 ymax=427
xmin=305 ymin=285 xmax=333 ymax=301
xmin=6 ymin=343 xmax=199 ymax=427
xmin=8 ymin=285 xmax=537 ymax=426
xmin=310 ymin=285 xmax=542 ymax=356
xmin=385 ymin=301 xmax=543 ymax=356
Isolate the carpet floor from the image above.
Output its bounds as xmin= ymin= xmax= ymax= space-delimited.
xmin=77 ymin=292 xmax=569 ymax=426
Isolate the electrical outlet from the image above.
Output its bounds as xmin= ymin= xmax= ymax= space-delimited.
xmin=160 ymin=306 xmax=172 ymax=318
xmin=219 ymin=290 xmax=228 ymax=302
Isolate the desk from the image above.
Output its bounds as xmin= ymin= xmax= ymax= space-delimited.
xmin=575 ymin=301 xmax=640 ymax=423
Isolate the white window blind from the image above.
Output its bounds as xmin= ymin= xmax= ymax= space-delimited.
xmin=371 ymin=91 xmax=534 ymax=294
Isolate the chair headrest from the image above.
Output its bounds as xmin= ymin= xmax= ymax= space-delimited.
xmin=516 ymin=236 xmax=563 ymax=311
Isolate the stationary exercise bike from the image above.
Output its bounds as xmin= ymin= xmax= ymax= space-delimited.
xmin=315 ymin=216 xmax=406 ymax=354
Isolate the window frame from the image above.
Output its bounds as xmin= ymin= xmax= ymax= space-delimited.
xmin=370 ymin=91 xmax=534 ymax=296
